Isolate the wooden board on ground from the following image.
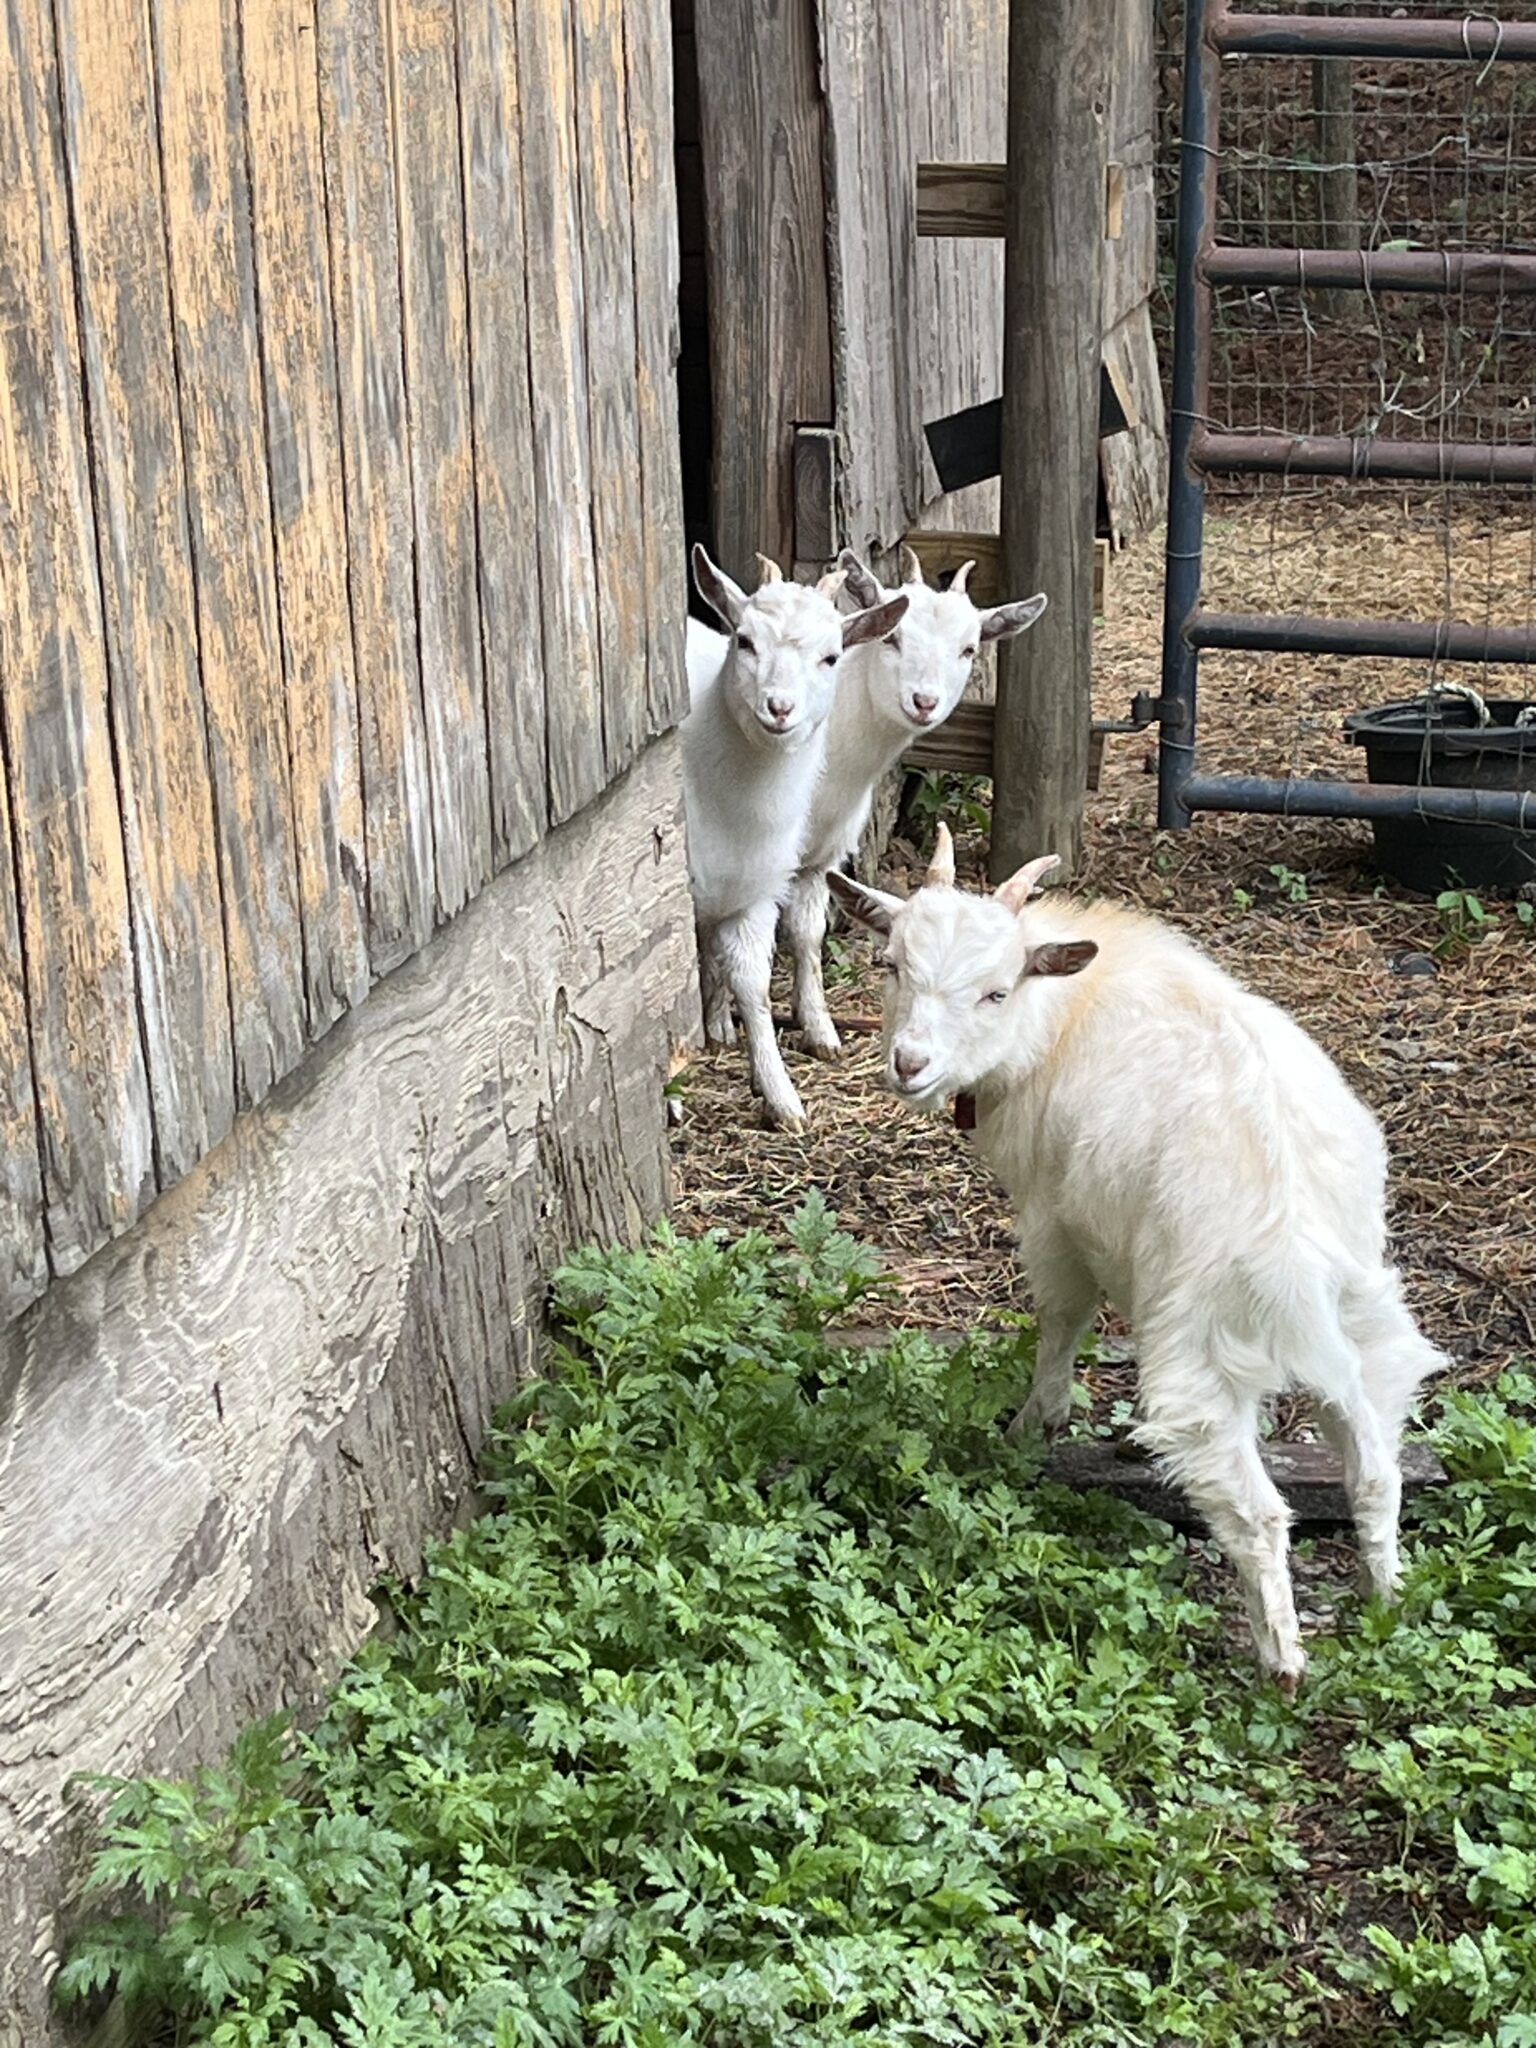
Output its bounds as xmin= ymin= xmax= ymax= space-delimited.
xmin=1049 ymin=1438 xmax=1449 ymax=1529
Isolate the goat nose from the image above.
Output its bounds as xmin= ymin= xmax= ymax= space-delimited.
xmin=893 ymin=1045 xmax=927 ymax=1082
xmin=913 ymin=693 xmax=938 ymax=716
xmin=766 ymin=696 xmax=791 ymax=721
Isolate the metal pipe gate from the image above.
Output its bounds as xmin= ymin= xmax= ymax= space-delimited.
xmin=1157 ymin=1 xmax=1536 ymax=835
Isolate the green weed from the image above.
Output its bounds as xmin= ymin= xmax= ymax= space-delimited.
xmin=58 ymin=1206 xmax=1536 ymax=2046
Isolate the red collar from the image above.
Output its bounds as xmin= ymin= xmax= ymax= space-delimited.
xmin=953 ymin=1092 xmax=977 ymax=1131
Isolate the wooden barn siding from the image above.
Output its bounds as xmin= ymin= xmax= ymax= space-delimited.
xmin=0 ymin=740 xmax=698 ymax=2046
xmin=0 ymin=0 xmax=687 ymax=1327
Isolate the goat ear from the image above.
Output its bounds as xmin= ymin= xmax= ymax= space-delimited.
xmin=692 ymin=544 xmax=747 ymax=629
xmin=1023 ymin=939 xmax=1097 ymax=979
xmin=836 ymin=548 xmax=885 ymax=611
xmin=827 ymin=868 xmax=902 ymax=935
xmin=993 ymin=852 xmax=1060 ymax=913
xmin=841 ymin=592 xmax=909 ymax=649
xmin=979 ymin=591 xmax=1048 ymax=643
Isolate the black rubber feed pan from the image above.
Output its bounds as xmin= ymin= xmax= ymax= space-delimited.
xmin=1343 ymin=694 xmax=1536 ymax=895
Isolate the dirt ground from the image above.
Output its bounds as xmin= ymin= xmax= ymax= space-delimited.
xmin=670 ymin=496 xmax=1536 ymax=1402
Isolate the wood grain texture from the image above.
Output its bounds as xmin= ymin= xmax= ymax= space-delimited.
xmin=315 ymin=0 xmax=435 ymax=974
xmin=793 ymin=425 xmax=839 ymax=569
xmin=455 ymin=0 xmax=547 ymax=865
xmin=0 ymin=0 xmax=155 ymax=1279
xmin=694 ymin=0 xmax=831 ymax=571
xmin=0 ymin=738 xmax=699 ymax=2041
xmin=0 ymin=763 xmax=45 ymax=1322
xmin=991 ymin=0 xmax=1107 ymax=879
xmin=151 ymin=0 xmax=305 ymax=1106
xmin=1098 ymin=0 xmax=1164 ymax=539
xmin=240 ymin=0 xmax=371 ymax=1032
xmin=573 ymin=0 xmax=648 ymax=780
xmin=915 ymin=159 xmax=1006 ymax=237
xmin=901 ymin=529 xmax=1001 ymax=604
xmin=516 ymin=0 xmax=604 ymax=823
xmin=1048 ymin=1439 xmax=1448 ymax=1530
xmin=623 ymin=0 xmax=688 ymax=736
xmin=1099 ymin=305 xmax=1167 ymax=545
xmin=385 ymin=0 xmax=491 ymax=918
xmin=52 ymin=0 xmax=235 ymax=1186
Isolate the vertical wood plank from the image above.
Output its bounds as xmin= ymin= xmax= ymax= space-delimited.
xmin=51 ymin=0 xmax=236 ymax=1180
xmin=455 ymin=0 xmax=546 ymax=865
xmin=515 ymin=0 xmax=604 ymax=823
xmin=692 ymin=0 xmax=831 ymax=577
xmin=0 ymin=763 xmax=46 ymax=1321
xmin=0 ymin=0 xmax=155 ymax=1273
xmin=239 ymin=0 xmax=371 ymax=1030
xmin=572 ymin=0 xmax=647 ymax=778
xmin=384 ymin=0 xmax=490 ymax=916
xmin=622 ymin=0 xmax=688 ymax=736
xmin=151 ymin=0 xmax=306 ymax=1106
xmin=314 ymin=0 xmax=433 ymax=973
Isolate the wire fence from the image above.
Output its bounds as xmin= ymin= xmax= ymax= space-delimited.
xmin=1150 ymin=0 xmax=1536 ymax=775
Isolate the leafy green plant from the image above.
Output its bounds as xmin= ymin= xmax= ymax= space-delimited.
xmin=1436 ymin=887 xmax=1536 ymax=957
xmin=904 ymin=769 xmax=992 ymax=839
xmin=1268 ymin=863 xmax=1310 ymax=905
xmin=58 ymin=1208 xmax=1536 ymax=2048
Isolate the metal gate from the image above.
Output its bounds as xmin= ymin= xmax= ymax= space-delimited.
xmin=1158 ymin=3 xmax=1536 ymax=833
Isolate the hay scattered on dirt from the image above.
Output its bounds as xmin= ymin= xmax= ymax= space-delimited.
xmin=671 ymin=502 xmax=1536 ymax=1395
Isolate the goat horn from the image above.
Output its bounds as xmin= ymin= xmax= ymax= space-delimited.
xmin=815 ymin=565 xmax=848 ymax=600
xmin=949 ymin=558 xmax=976 ymax=596
xmin=900 ymin=544 xmax=925 ymax=587
xmin=994 ymin=852 xmax=1060 ymax=912
xmin=754 ymin=553 xmax=784 ymax=584
xmin=926 ymin=821 xmax=956 ymax=887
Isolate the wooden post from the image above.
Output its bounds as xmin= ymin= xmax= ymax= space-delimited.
xmin=1313 ymin=56 xmax=1360 ymax=321
xmin=991 ymin=0 xmax=1107 ymax=881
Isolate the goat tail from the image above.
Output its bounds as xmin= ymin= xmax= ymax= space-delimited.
xmin=1339 ymin=1265 xmax=1449 ymax=1436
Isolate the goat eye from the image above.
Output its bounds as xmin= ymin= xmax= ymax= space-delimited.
xmin=821 ymin=652 xmax=838 ymax=668
xmin=736 ymin=634 xmax=755 ymax=655
xmin=961 ymin=644 xmax=978 ymax=660
xmin=982 ymin=988 xmax=1009 ymax=1005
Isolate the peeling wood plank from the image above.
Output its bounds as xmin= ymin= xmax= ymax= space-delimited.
xmin=0 ymin=0 xmax=155 ymax=1273
xmin=51 ymin=0 xmax=235 ymax=1180
xmin=385 ymin=0 xmax=491 ymax=916
xmin=240 ymin=0 xmax=371 ymax=1031
xmin=314 ymin=0 xmax=435 ymax=974
xmin=574 ymin=0 xmax=648 ymax=781
xmin=695 ymin=0 xmax=831 ymax=572
xmin=0 ymin=762 xmax=45 ymax=1322
xmin=915 ymin=159 xmax=1006 ymax=237
xmin=622 ymin=0 xmax=688 ymax=736
xmin=515 ymin=0 xmax=604 ymax=822
xmin=455 ymin=0 xmax=546 ymax=866
xmin=151 ymin=0 xmax=305 ymax=1106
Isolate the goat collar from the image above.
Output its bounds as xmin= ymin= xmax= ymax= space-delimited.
xmin=953 ymin=1091 xmax=977 ymax=1132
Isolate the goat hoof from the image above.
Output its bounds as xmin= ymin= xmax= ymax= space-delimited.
xmin=764 ymin=1097 xmax=808 ymax=1131
xmin=803 ymin=1033 xmax=842 ymax=1062
xmin=1274 ymin=1663 xmax=1306 ymax=1701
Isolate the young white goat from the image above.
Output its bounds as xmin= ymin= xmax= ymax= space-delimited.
xmin=681 ymin=545 xmax=908 ymax=1127
xmin=781 ymin=546 xmax=1046 ymax=1058
xmin=830 ymin=827 xmax=1446 ymax=1690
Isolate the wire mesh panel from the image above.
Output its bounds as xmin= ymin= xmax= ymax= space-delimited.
xmin=1152 ymin=0 xmax=1536 ymax=826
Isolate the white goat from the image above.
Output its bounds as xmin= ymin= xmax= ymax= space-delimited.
xmin=681 ymin=545 xmax=908 ymax=1127
xmin=830 ymin=826 xmax=1446 ymax=1690
xmin=781 ymin=546 xmax=1046 ymax=1058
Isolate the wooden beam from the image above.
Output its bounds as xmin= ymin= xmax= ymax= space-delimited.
xmin=1049 ymin=1438 xmax=1448 ymax=1530
xmin=904 ymin=698 xmax=995 ymax=776
xmin=793 ymin=424 xmax=839 ymax=570
xmin=915 ymin=159 xmax=1006 ymax=237
xmin=992 ymin=0 xmax=1105 ymax=879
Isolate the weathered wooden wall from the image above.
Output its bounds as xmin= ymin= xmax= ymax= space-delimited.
xmin=689 ymin=0 xmax=1164 ymax=578
xmin=0 ymin=0 xmax=687 ymax=1329
xmin=0 ymin=741 xmax=699 ymax=2047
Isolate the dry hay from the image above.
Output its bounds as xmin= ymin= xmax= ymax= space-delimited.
xmin=670 ymin=499 xmax=1536 ymax=1402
